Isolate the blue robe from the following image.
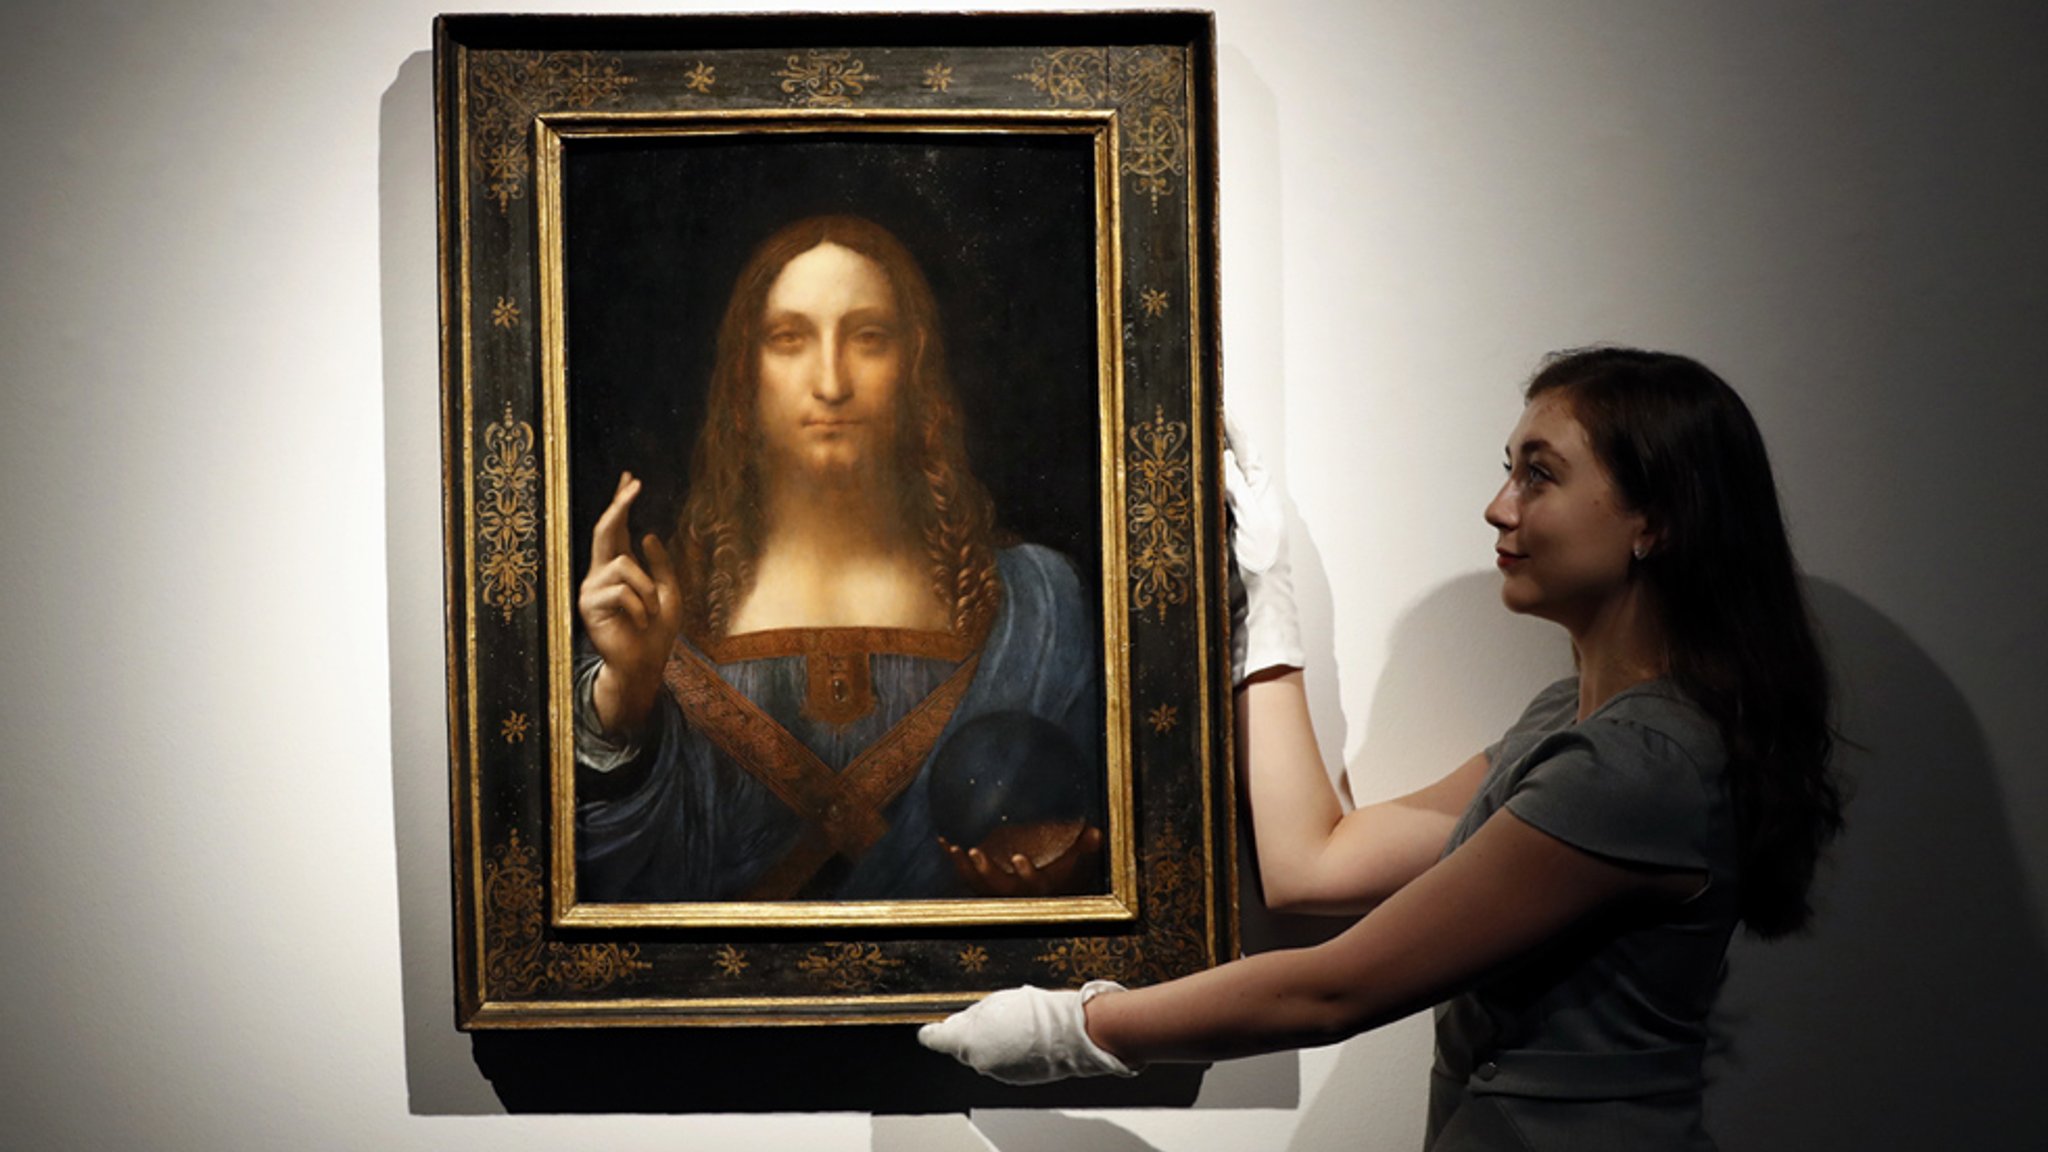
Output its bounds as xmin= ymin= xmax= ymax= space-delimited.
xmin=574 ymin=544 xmax=1101 ymax=901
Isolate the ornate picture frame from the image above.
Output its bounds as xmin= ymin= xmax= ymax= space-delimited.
xmin=437 ymin=11 xmax=1229 ymax=1028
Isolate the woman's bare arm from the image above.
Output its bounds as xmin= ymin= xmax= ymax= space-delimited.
xmin=1240 ymin=669 xmax=1490 ymax=915
xmin=1086 ymin=808 xmax=1693 ymax=1064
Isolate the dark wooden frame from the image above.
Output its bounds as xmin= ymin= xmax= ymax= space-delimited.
xmin=437 ymin=10 xmax=1230 ymax=1028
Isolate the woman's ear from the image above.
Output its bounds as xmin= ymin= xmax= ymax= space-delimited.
xmin=1631 ymin=517 xmax=1661 ymax=562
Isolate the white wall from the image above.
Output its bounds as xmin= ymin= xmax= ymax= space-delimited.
xmin=4 ymin=1 xmax=2043 ymax=1149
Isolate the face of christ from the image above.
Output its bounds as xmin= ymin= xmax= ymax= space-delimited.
xmin=753 ymin=241 xmax=909 ymax=490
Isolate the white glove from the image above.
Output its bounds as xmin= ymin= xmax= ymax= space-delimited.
xmin=917 ymin=981 xmax=1139 ymax=1085
xmin=1224 ymin=414 xmax=1304 ymax=683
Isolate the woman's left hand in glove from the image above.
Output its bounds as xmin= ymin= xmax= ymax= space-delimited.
xmin=917 ymin=981 xmax=1140 ymax=1084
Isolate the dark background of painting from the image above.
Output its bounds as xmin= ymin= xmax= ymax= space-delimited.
xmin=562 ymin=132 xmax=1106 ymax=623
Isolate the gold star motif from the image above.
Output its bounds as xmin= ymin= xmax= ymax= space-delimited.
xmin=501 ymin=711 xmax=530 ymax=743
xmin=683 ymin=61 xmax=716 ymax=94
xmin=1147 ymin=703 xmax=1179 ymax=734
xmin=491 ymin=296 xmax=520 ymax=329
xmin=482 ymin=141 xmax=528 ymax=184
xmin=1139 ymin=288 xmax=1170 ymax=318
xmin=713 ymin=944 xmax=748 ymax=977
xmin=957 ymin=945 xmax=988 ymax=973
xmin=923 ymin=62 xmax=954 ymax=93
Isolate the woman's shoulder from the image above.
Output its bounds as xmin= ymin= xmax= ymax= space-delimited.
xmin=1508 ymin=682 xmax=1729 ymax=870
xmin=1496 ymin=677 xmax=1726 ymax=799
xmin=1587 ymin=681 xmax=1726 ymax=772
xmin=1501 ymin=676 xmax=1581 ymax=741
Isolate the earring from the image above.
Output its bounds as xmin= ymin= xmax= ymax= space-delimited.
xmin=1632 ymin=544 xmax=1648 ymax=561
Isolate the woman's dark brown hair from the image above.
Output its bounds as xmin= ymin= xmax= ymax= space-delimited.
xmin=673 ymin=215 xmax=1002 ymax=640
xmin=1527 ymin=346 xmax=1844 ymax=938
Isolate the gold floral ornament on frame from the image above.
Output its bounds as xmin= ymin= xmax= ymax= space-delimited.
xmin=1014 ymin=46 xmax=1188 ymax=208
xmin=775 ymin=49 xmax=876 ymax=107
xmin=798 ymin=943 xmax=904 ymax=992
xmin=1121 ymin=104 xmax=1187 ymax=206
xmin=1036 ymin=935 xmax=1140 ymax=984
xmin=477 ymin=405 xmax=539 ymax=622
xmin=1133 ymin=825 xmax=1209 ymax=982
xmin=1127 ymin=406 xmax=1194 ymax=623
xmin=484 ymin=832 xmax=649 ymax=997
xmin=1035 ymin=825 xmax=1207 ymax=986
xmin=470 ymin=50 xmax=636 ymax=213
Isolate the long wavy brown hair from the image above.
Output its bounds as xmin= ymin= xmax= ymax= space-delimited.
xmin=1526 ymin=347 xmax=1844 ymax=938
xmin=672 ymin=215 xmax=1003 ymax=640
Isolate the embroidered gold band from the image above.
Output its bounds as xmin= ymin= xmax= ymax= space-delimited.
xmin=662 ymin=644 xmax=982 ymax=899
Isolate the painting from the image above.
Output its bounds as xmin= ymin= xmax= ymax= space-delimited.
xmin=438 ymin=11 xmax=1230 ymax=1027
xmin=563 ymin=136 xmax=1114 ymax=911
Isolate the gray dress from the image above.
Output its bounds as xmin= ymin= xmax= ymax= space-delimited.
xmin=1427 ymin=677 xmax=1736 ymax=1151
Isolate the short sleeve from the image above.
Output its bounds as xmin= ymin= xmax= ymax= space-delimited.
xmin=1503 ymin=718 xmax=1717 ymax=871
xmin=1486 ymin=677 xmax=1580 ymax=770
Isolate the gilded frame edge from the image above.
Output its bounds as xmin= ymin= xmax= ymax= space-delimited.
xmin=532 ymin=109 xmax=1140 ymax=931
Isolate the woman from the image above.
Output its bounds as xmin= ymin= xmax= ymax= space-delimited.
xmin=921 ymin=348 xmax=1844 ymax=1149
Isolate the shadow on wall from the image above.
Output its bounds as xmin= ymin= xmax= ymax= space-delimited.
xmin=868 ymin=1110 xmax=1187 ymax=1152
xmin=1706 ymin=578 xmax=2048 ymax=1148
xmin=871 ymin=1112 xmax=1172 ymax=1152
xmin=964 ymin=1110 xmax=1175 ymax=1152
xmin=377 ymin=49 xmax=510 ymax=1117
xmin=1345 ymin=572 xmax=1570 ymax=790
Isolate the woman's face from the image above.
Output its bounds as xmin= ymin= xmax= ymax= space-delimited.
xmin=1484 ymin=395 xmax=1652 ymax=629
xmin=754 ymin=241 xmax=908 ymax=483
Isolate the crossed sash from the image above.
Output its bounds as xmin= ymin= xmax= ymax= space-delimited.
xmin=661 ymin=628 xmax=983 ymax=900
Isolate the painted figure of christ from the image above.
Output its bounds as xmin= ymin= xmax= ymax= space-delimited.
xmin=572 ymin=215 xmax=1104 ymax=902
